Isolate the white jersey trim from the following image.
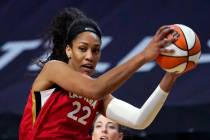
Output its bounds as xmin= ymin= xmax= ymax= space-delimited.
xmin=40 ymin=88 xmax=55 ymax=107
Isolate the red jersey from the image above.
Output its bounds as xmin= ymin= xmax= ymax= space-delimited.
xmin=19 ymin=86 xmax=102 ymax=140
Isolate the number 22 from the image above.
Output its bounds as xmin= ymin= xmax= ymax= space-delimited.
xmin=67 ymin=101 xmax=91 ymax=125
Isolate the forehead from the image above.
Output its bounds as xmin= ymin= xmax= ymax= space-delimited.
xmin=73 ymin=31 xmax=101 ymax=45
xmin=95 ymin=115 xmax=117 ymax=125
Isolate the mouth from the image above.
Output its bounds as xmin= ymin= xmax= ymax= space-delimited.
xmin=81 ymin=64 xmax=95 ymax=75
xmin=100 ymin=136 xmax=108 ymax=140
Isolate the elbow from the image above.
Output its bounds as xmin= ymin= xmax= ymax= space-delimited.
xmin=122 ymin=120 xmax=150 ymax=130
xmin=133 ymin=121 xmax=151 ymax=130
xmin=136 ymin=124 xmax=148 ymax=130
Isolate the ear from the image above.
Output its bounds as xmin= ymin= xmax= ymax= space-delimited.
xmin=65 ymin=45 xmax=72 ymax=59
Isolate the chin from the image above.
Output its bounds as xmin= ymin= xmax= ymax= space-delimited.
xmin=85 ymin=72 xmax=92 ymax=77
xmin=81 ymin=70 xmax=95 ymax=77
xmin=81 ymin=71 xmax=92 ymax=77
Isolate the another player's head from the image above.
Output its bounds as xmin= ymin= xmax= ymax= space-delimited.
xmin=47 ymin=7 xmax=102 ymax=76
xmin=92 ymin=114 xmax=123 ymax=140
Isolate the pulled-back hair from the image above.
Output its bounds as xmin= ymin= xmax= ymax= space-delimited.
xmin=45 ymin=7 xmax=101 ymax=63
xmin=46 ymin=7 xmax=86 ymax=63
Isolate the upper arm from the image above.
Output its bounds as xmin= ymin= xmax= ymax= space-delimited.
xmin=38 ymin=60 xmax=98 ymax=99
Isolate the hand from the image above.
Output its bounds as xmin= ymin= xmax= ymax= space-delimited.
xmin=165 ymin=72 xmax=182 ymax=83
xmin=159 ymin=72 xmax=181 ymax=92
xmin=142 ymin=25 xmax=178 ymax=62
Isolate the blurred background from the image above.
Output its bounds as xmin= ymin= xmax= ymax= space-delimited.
xmin=0 ymin=0 xmax=210 ymax=139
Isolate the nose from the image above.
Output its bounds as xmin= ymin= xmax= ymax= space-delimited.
xmin=101 ymin=126 xmax=108 ymax=134
xmin=85 ymin=50 xmax=93 ymax=62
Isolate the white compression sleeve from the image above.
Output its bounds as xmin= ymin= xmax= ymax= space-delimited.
xmin=106 ymin=85 xmax=168 ymax=130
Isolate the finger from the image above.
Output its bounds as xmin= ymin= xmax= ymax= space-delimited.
xmin=170 ymin=30 xmax=180 ymax=41
xmin=158 ymin=28 xmax=174 ymax=40
xmin=158 ymin=38 xmax=172 ymax=47
xmin=171 ymin=30 xmax=179 ymax=37
xmin=172 ymin=31 xmax=180 ymax=40
xmin=156 ymin=25 xmax=170 ymax=35
xmin=160 ymin=48 xmax=175 ymax=54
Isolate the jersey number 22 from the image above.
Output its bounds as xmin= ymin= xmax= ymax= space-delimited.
xmin=67 ymin=101 xmax=91 ymax=125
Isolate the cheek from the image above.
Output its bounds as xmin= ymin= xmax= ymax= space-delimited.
xmin=92 ymin=130 xmax=101 ymax=139
xmin=98 ymin=53 xmax=101 ymax=60
xmin=94 ymin=54 xmax=101 ymax=63
xmin=72 ymin=52 xmax=83 ymax=63
xmin=75 ymin=51 xmax=83 ymax=59
xmin=109 ymin=131 xmax=120 ymax=139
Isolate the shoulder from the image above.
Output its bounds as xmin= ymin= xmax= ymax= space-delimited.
xmin=39 ymin=60 xmax=70 ymax=80
xmin=44 ymin=60 xmax=67 ymax=68
xmin=42 ymin=60 xmax=69 ymax=73
xmin=32 ymin=60 xmax=68 ymax=90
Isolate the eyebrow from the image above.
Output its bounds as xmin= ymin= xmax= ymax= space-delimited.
xmin=79 ymin=42 xmax=88 ymax=45
xmin=107 ymin=122 xmax=115 ymax=125
xmin=95 ymin=121 xmax=115 ymax=125
xmin=79 ymin=41 xmax=101 ymax=46
xmin=96 ymin=121 xmax=102 ymax=124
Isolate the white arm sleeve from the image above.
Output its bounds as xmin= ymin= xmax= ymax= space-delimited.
xmin=106 ymin=85 xmax=168 ymax=130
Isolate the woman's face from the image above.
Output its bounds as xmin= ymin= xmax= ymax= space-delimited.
xmin=92 ymin=115 xmax=123 ymax=140
xmin=66 ymin=31 xmax=101 ymax=76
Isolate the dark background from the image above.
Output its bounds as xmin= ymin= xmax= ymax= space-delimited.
xmin=0 ymin=0 xmax=210 ymax=139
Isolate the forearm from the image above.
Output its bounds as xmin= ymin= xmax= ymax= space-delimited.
xmin=95 ymin=52 xmax=146 ymax=98
xmin=106 ymin=85 xmax=169 ymax=130
xmin=159 ymin=72 xmax=178 ymax=92
xmin=43 ymin=57 xmax=146 ymax=100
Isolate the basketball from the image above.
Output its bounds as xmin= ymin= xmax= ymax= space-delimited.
xmin=156 ymin=24 xmax=201 ymax=73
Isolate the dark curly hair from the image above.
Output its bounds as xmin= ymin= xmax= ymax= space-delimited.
xmin=46 ymin=7 xmax=86 ymax=63
xmin=44 ymin=7 xmax=101 ymax=64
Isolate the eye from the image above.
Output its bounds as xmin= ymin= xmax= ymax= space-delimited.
xmin=92 ymin=48 xmax=100 ymax=54
xmin=107 ymin=124 xmax=117 ymax=130
xmin=95 ymin=124 xmax=102 ymax=128
xmin=79 ymin=46 xmax=87 ymax=52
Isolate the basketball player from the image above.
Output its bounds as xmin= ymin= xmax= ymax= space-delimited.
xmin=92 ymin=114 xmax=124 ymax=140
xmin=19 ymin=7 xmax=180 ymax=140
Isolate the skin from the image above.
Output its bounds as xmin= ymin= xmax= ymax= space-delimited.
xmin=32 ymin=25 xmax=180 ymax=115
xmin=66 ymin=32 xmax=101 ymax=76
xmin=92 ymin=115 xmax=123 ymax=140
